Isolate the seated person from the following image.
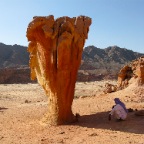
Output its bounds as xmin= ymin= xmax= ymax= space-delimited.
xmin=109 ymin=98 xmax=128 ymax=121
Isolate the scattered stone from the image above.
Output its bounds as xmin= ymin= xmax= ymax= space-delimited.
xmin=89 ymin=133 xmax=98 ymax=136
xmin=0 ymin=107 xmax=8 ymax=111
xmin=75 ymin=113 xmax=80 ymax=119
xmin=25 ymin=100 xmax=31 ymax=103
xmin=0 ymin=136 xmax=4 ymax=140
xmin=59 ymin=131 xmax=65 ymax=134
xmin=128 ymin=108 xmax=134 ymax=112
xmin=79 ymin=96 xmax=88 ymax=99
xmin=103 ymin=83 xmax=117 ymax=94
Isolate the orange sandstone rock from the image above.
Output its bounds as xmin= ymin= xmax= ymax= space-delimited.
xmin=26 ymin=15 xmax=91 ymax=125
xmin=117 ymin=57 xmax=144 ymax=89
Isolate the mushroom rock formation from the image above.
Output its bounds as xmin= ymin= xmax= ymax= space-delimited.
xmin=26 ymin=15 xmax=91 ymax=125
xmin=117 ymin=57 xmax=144 ymax=89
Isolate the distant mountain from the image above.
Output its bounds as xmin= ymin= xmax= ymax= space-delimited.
xmin=78 ymin=45 xmax=144 ymax=81
xmin=0 ymin=43 xmax=143 ymax=83
xmin=0 ymin=43 xmax=29 ymax=68
xmin=81 ymin=45 xmax=143 ymax=70
xmin=81 ymin=45 xmax=143 ymax=69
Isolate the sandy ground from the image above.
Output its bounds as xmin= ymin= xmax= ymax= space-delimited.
xmin=0 ymin=80 xmax=144 ymax=144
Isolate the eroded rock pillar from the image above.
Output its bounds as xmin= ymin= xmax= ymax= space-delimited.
xmin=26 ymin=15 xmax=91 ymax=125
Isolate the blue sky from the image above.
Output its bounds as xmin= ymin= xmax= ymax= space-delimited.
xmin=0 ymin=0 xmax=144 ymax=53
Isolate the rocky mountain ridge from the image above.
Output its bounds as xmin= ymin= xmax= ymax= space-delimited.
xmin=79 ymin=45 xmax=143 ymax=81
xmin=0 ymin=43 xmax=143 ymax=83
xmin=0 ymin=43 xmax=29 ymax=68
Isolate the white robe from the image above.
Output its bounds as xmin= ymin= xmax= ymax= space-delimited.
xmin=109 ymin=104 xmax=127 ymax=120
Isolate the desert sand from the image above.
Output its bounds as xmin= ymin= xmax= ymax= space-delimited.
xmin=0 ymin=80 xmax=144 ymax=144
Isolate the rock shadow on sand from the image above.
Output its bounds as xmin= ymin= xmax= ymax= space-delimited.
xmin=75 ymin=111 xmax=144 ymax=134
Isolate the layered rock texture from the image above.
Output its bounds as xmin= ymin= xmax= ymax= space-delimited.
xmin=26 ymin=15 xmax=91 ymax=125
xmin=118 ymin=57 xmax=144 ymax=89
